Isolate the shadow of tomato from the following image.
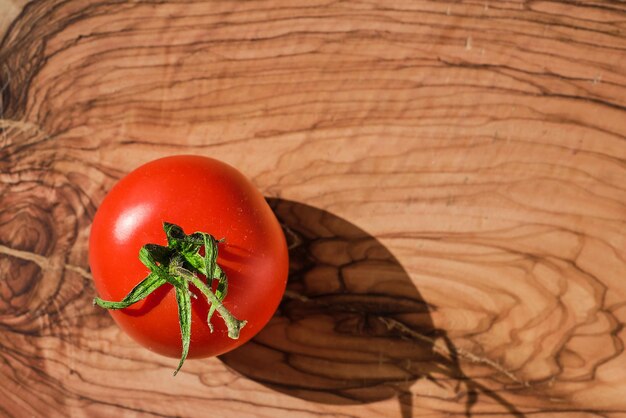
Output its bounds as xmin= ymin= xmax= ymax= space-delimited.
xmin=220 ymin=199 xmax=523 ymax=418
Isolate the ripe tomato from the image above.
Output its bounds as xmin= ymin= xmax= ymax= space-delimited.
xmin=89 ymin=155 xmax=288 ymax=372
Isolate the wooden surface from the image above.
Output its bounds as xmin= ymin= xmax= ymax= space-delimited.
xmin=1 ymin=1 xmax=625 ymax=417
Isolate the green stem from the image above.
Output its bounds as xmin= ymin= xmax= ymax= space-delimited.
xmin=93 ymin=273 xmax=166 ymax=309
xmin=92 ymin=222 xmax=245 ymax=375
xmin=173 ymin=281 xmax=192 ymax=376
xmin=172 ymin=265 xmax=246 ymax=338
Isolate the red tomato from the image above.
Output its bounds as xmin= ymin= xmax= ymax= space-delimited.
xmin=89 ymin=155 xmax=288 ymax=365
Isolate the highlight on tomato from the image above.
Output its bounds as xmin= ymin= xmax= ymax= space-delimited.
xmin=89 ymin=155 xmax=289 ymax=374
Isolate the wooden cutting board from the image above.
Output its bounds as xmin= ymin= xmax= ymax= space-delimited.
xmin=1 ymin=1 xmax=625 ymax=417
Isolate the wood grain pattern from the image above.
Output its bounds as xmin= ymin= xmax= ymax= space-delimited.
xmin=1 ymin=0 xmax=625 ymax=417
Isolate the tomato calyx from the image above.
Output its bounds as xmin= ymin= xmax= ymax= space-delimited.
xmin=93 ymin=222 xmax=247 ymax=375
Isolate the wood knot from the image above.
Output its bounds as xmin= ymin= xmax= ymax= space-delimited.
xmin=0 ymin=170 xmax=93 ymax=334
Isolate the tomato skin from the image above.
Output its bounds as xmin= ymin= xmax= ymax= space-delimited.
xmin=89 ymin=156 xmax=288 ymax=358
